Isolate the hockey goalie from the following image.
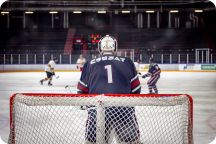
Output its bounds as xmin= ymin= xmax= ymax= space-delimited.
xmin=77 ymin=35 xmax=141 ymax=143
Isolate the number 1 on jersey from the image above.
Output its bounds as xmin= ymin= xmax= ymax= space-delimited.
xmin=105 ymin=65 xmax=113 ymax=83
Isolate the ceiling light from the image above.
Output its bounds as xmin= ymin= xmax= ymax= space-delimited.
xmin=97 ymin=11 xmax=106 ymax=14
xmin=195 ymin=10 xmax=203 ymax=13
xmin=146 ymin=10 xmax=155 ymax=13
xmin=1 ymin=11 xmax=9 ymax=14
xmin=49 ymin=11 xmax=58 ymax=14
xmin=170 ymin=10 xmax=179 ymax=13
xmin=25 ymin=11 xmax=34 ymax=14
xmin=73 ymin=11 xmax=82 ymax=14
xmin=121 ymin=10 xmax=130 ymax=14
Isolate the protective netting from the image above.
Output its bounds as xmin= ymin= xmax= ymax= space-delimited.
xmin=9 ymin=93 xmax=193 ymax=144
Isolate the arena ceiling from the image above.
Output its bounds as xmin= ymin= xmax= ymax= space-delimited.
xmin=1 ymin=0 xmax=215 ymax=11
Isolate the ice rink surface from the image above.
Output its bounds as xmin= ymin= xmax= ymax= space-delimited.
xmin=0 ymin=71 xmax=216 ymax=144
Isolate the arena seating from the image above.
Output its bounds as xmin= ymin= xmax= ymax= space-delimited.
xmin=0 ymin=27 xmax=215 ymax=64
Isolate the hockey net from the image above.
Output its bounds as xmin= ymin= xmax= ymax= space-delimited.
xmin=9 ymin=93 xmax=193 ymax=144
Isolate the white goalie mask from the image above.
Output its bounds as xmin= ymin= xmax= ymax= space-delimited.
xmin=98 ymin=35 xmax=117 ymax=55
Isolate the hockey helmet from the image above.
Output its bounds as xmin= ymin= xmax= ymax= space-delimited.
xmin=53 ymin=57 xmax=58 ymax=62
xmin=98 ymin=35 xmax=117 ymax=55
xmin=149 ymin=57 xmax=154 ymax=63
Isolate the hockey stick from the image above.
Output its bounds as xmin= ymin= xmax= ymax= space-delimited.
xmin=54 ymin=75 xmax=59 ymax=79
xmin=50 ymin=72 xmax=59 ymax=79
xmin=65 ymin=84 xmax=77 ymax=89
xmin=141 ymin=77 xmax=148 ymax=83
xmin=65 ymin=85 xmax=85 ymax=110
xmin=65 ymin=85 xmax=70 ymax=89
xmin=65 ymin=85 xmax=73 ymax=93
xmin=65 ymin=85 xmax=89 ymax=110
xmin=138 ymin=74 xmax=148 ymax=83
xmin=52 ymin=73 xmax=59 ymax=79
xmin=137 ymin=73 xmax=142 ymax=77
xmin=65 ymin=85 xmax=72 ymax=93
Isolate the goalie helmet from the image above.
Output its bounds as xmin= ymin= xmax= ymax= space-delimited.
xmin=98 ymin=35 xmax=117 ymax=55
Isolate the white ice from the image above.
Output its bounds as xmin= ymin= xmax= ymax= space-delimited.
xmin=0 ymin=71 xmax=216 ymax=144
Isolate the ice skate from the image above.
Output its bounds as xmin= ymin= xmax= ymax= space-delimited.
xmin=40 ymin=80 xmax=43 ymax=85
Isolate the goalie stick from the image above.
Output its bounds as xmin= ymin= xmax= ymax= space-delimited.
xmin=138 ymin=73 xmax=148 ymax=84
xmin=65 ymin=85 xmax=72 ymax=93
xmin=65 ymin=85 xmax=71 ymax=89
xmin=65 ymin=85 xmax=89 ymax=110
xmin=65 ymin=85 xmax=80 ymax=93
xmin=65 ymin=85 xmax=78 ymax=93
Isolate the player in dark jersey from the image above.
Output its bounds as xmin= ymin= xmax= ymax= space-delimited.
xmin=142 ymin=57 xmax=161 ymax=94
xmin=77 ymin=35 xmax=141 ymax=143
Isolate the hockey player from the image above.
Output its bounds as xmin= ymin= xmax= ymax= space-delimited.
xmin=77 ymin=35 xmax=141 ymax=143
xmin=40 ymin=57 xmax=58 ymax=86
xmin=76 ymin=54 xmax=86 ymax=71
xmin=142 ymin=57 xmax=161 ymax=94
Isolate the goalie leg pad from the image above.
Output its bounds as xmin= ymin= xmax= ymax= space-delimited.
xmin=85 ymin=107 xmax=140 ymax=143
xmin=85 ymin=109 xmax=97 ymax=143
xmin=105 ymin=107 xmax=140 ymax=143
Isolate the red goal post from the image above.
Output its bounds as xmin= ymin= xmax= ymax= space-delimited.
xmin=9 ymin=93 xmax=193 ymax=144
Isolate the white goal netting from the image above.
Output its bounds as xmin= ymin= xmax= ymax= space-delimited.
xmin=9 ymin=93 xmax=193 ymax=144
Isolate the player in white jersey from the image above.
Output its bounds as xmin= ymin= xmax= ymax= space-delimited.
xmin=76 ymin=54 xmax=86 ymax=71
xmin=40 ymin=57 xmax=58 ymax=86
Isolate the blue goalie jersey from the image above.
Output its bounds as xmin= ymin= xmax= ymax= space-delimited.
xmin=77 ymin=55 xmax=141 ymax=94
